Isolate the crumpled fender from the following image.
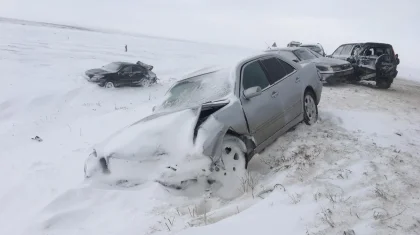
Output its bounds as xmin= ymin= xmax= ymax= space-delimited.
xmin=194 ymin=114 xmax=229 ymax=162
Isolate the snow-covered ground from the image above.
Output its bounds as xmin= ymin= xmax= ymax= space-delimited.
xmin=1 ymin=19 xmax=420 ymax=235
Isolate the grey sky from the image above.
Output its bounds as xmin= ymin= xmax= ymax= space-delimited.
xmin=1 ymin=0 xmax=419 ymax=68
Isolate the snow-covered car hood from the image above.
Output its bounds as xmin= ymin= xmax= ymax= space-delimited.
xmin=95 ymin=107 xmax=200 ymax=161
xmin=310 ymin=57 xmax=349 ymax=67
xmin=85 ymin=68 xmax=113 ymax=76
xmin=86 ymin=105 xmax=216 ymax=184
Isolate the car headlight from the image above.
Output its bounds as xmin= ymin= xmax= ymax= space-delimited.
xmin=316 ymin=65 xmax=331 ymax=72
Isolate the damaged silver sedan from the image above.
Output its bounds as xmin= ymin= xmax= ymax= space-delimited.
xmin=84 ymin=52 xmax=323 ymax=198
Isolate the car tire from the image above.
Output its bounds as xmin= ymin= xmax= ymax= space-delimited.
xmin=209 ymin=134 xmax=248 ymax=199
xmin=303 ymin=90 xmax=318 ymax=125
xmin=139 ymin=79 xmax=150 ymax=87
xmin=105 ymin=82 xmax=115 ymax=88
xmin=376 ymin=78 xmax=392 ymax=89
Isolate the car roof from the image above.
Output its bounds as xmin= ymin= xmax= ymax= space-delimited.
xmin=178 ymin=51 xmax=287 ymax=82
xmin=300 ymin=44 xmax=320 ymax=47
xmin=264 ymin=47 xmax=301 ymax=52
xmin=338 ymin=42 xmax=392 ymax=47
xmin=111 ymin=62 xmax=135 ymax=66
xmin=364 ymin=42 xmax=392 ymax=47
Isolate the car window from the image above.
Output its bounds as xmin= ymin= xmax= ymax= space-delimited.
xmin=364 ymin=48 xmax=375 ymax=56
xmin=351 ymin=45 xmax=361 ymax=55
xmin=332 ymin=46 xmax=344 ymax=56
xmin=159 ymin=69 xmax=233 ymax=111
xmin=277 ymin=59 xmax=296 ymax=75
xmin=302 ymin=45 xmax=322 ymax=54
xmin=121 ymin=66 xmax=132 ymax=73
xmin=294 ymin=49 xmax=316 ymax=61
xmin=260 ymin=57 xmax=290 ymax=83
xmin=102 ymin=63 xmax=123 ymax=72
xmin=341 ymin=45 xmax=353 ymax=55
xmin=242 ymin=61 xmax=270 ymax=90
xmin=307 ymin=49 xmax=322 ymax=58
xmin=132 ymin=66 xmax=144 ymax=72
xmin=279 ymin=51 xmax=300 ymax=62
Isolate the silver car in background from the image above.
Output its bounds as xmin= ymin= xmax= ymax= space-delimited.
xmin=84 ymin=52 xmax=323 ymax=198
xmin=300 ymin=43 xmax=326 ymax=57
xmin=266 ymin=47 xmax=354 ymax=84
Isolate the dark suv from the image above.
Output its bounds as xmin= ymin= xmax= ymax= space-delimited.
xmin=329 ymin=42 xmax=400 ymax=89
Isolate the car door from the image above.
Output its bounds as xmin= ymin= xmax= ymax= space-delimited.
xmin=131 ymin=65 xmax=146 ymax=84
xmin=119 ymin=66 xmax=134 ymax=85
xmin=357 ymin=47 xmax=377 ymax=80
xmin=260 ymin=57 xmax=301 ymax=126
xmin=240 ymin=59 xmax=285 ymax=145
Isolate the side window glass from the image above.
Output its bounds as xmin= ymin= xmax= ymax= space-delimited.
xmin=242 ymin=61 xmax=270 ymax=90
xmin=121 ymin=66 xmax=132 ymax=73
xmin=351 ymin=45 xmax=361 ymax=55
xmin=294 ymin=49 xmax=316 ymax=61
xmin=333 ymin=46 xmax=344 ymax=56
xmin=277 ymin=59 xmax=296 ymax=75
xmin=341 ymin=45 xmax=352 ymax=55
xmin=261 ymin=58 xmax=288 ymax=83
xmin=365 ymin=48 xmax=374 ymax=56
xmin=280 ymin=51 xmax=300 ymax=62
xmin=132 ymin=66 xmax=144 ymax=72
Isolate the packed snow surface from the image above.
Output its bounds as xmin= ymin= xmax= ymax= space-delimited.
xmin=1 ymin=19 xmax=420 ymax=235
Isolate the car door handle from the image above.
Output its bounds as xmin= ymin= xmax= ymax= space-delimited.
xmin=271 ymin=91 xmax=279 ymax=98
xmin=295 ymin=77 xmax=300 ymax=83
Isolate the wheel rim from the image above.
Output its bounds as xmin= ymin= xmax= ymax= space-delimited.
xmin=209 ymin=137 xmax=246 ymax=198
xmin=105 ymin=82 xmax=114 ymax=88
xmin=220 ymin=143 xmax=245 ymax=173
xmin=140 ymin=79 xmax=149 ymax=87
xmin=304 ymin=94 xmax=317 ymax=124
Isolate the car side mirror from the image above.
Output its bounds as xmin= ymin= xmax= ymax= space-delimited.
xmin=243 ymin=86 xmax=262 ymax=100
xmin=292 ymin=59 xmax=299 ymax=63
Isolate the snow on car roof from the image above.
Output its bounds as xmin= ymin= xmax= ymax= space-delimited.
xmin=265 ymin=47 xmax=297 ymax=52
xmin=301 ymin=44 xmax=320 ymax=47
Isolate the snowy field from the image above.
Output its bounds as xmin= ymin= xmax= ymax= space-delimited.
xmin=1 ymin=19 xmax=420 ymax=235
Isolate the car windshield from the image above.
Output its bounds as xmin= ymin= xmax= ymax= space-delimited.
xmin=301 ymin=45 xmax=322 ymax=54
xmin=294 ymin=49 xmax=317 ymax=61
xmin=102 ymin=63 xmax=123 ymax=72
xmin=158 ymin=69 xmax=233 ymax=111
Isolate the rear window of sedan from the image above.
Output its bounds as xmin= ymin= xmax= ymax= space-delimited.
xmin=278 ymin=51 xmax=300 ymax=62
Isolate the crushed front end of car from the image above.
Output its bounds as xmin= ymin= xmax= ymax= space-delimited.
xmin=83 ymin=101 xmax=232 ymax=191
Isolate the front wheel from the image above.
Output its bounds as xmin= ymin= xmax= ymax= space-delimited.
xmin=208 ymin=135 xmax=248 ymax=199
xmin=303 ymin=90 xmax=318 ymax=125
xmin=105 ymin=82 xmax=115 ymax=88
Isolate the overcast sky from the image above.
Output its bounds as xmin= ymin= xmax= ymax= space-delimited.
xmin=1 ymin=0 xmax=419 ymax=68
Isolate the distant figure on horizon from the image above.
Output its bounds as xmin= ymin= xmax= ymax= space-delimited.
xmin=125 ymin=45 xmax=127 ymax=52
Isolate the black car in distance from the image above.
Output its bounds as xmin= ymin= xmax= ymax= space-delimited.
xmin=329 ymin=42 xmax=400 ymax=89
xmin=84 ymin=61 xmax=158 ymax=88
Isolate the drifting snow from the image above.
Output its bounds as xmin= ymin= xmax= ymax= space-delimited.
xmin=1 ymin=19 xmax=420 ymax=235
